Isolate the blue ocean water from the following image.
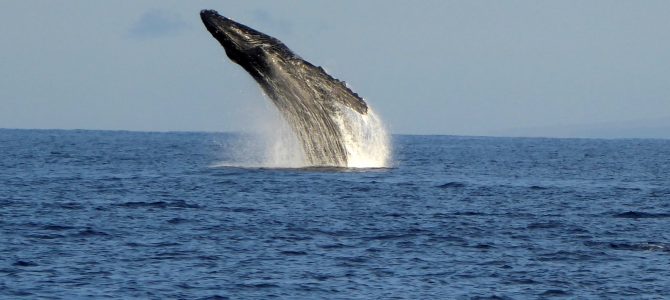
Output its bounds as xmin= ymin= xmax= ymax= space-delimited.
xmin=1 ymin=128 xmax=669 ymax=299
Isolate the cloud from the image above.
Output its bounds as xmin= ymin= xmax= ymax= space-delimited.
xmin=128 ymin=10 xmax=187 ymax=39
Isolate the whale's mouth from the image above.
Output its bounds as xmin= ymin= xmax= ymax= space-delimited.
xmin=199 ymin=10 xmax=245 ymax=50
xmin=199 ymin=9 xmax=284 ymax=70
xmin=200 ymin=10 xmax=227 ymax=35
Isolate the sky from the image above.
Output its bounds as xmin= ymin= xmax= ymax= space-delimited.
xmin=1 ymin=1 xmax=669 ymax=138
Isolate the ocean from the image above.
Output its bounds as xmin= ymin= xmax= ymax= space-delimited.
xmin=1 ymin=129 xmax=669 ymax=299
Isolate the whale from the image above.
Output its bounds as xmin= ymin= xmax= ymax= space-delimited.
xmin=200 ymin=9 xmax=370 ymax=167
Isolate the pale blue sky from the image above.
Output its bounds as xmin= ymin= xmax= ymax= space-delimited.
xmin=1 ymin=1 xmax=669 ymax=137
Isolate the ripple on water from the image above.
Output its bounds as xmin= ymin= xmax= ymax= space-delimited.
xmin=437 ymin=182 xmax=467 ymax=189
xmin=613 ymin=211 xmax=670 ymax=219
xmin=116 ymin=200 xmax=201 ymax=209
xmin=12 ymin=261 xmax=38 ymax=267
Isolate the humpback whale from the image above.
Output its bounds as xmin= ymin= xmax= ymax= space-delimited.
xmin=200 ymin=9 xmax=380 ymax=167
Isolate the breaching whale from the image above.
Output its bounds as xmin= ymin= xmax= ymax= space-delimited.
xmin=200 ymin=9 xmax=374 ymax=167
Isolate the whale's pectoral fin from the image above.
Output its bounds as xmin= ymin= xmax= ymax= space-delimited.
xmin=305 ymin=64 xmax=368 ymax=115
xmin=331 ymin=81 xmax=368 ymax=115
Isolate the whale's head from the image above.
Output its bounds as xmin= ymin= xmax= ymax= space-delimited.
xmin=200 ymin=10 xmax=291 ymax=77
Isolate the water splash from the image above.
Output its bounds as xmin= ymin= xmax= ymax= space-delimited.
xmin=255 ymin=107 xmax=307 ymax=168
xmin=213 ymin=102 xmax=307 ymax=169
xmin=214 ymin=101 xmax=392 ymax=169
xmin=335 ymin=106 xmax=392 ymax=168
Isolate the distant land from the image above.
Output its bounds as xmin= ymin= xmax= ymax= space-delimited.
xmin=2 ymin=117 xmax=670 ymax=140
xmin=493 ymin=117 xmax=670 ymax=139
